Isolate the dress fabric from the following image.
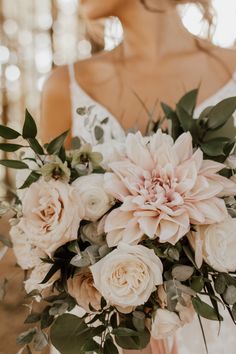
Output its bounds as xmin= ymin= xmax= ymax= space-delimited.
xmin=51 ymin=64 xmax=236 ymax=354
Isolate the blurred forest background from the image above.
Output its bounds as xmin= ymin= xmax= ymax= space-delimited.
xmin=0 ymin=0 xmax=236 ymax=353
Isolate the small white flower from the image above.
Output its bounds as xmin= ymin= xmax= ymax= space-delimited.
xmin=73 ymin=174 xmax=114 ymax=222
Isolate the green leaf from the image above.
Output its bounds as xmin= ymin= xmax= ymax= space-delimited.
xmin=0 ymin=143 xmax=23 ymax=152
xmin=50 ymin=314 xmax=89 ymax=354
xmin=41 ymin=307 xmax=54 ymax=329
xmin=192 ymin=297 xmax=223 ymax=321
xmin=176 ymin=104 xmax=193 ymax=131
xmin=101 ymin=117 xmax=109 ymax=125
xmin=0 ymin=160 xmax=28 ymax=169
xmin=110 ymin=312 xmax=118 ymax=329
xmin=200 ymin=137 xmax=232 ymax=157
xmin=28 ymin=138 xmax=44 ymax=155
xmin=223 ymin=285 xmax=236 ymax=305
xmin=17 ymin=328 xmax=36 ymax=345
xmin=24 ymin=313 xmax=41 ymax=324
xmin=101 ymin=296 xmax=107 ymax=309
xmin=178 ymin=89 xmax=198 ymax=116
xmin=41 ymin=263 xmax=60 ymax=284
xmin=214 ymin=274 xmax=227 ymax=295
xmin=167 ymin=247 xmax=180 ymax=261
xmin=0 ymin=125 xmax=21 ymax=139
xmin=19 ymin=171 xmax=41 ymax=189
xmin=114 ymin=327 xmax=150 ymax=350
xmin=82 ymin=339 xmax=100 ymax=352
xmin=161 ymin=102 xmax=183 ymax=140
xmin=112 ymin=327 xmax=140 ymax=337
xmin=191 ymin=276 xmax=204 ymax=293
xmin=172 ymin=265 xmax=194 ymax=282
xmin=47 ymin=130 xmax=69 ymax=155
xmin=207 ymin=97 xmax=236 ymax=130
xmin=94 ymin=126 xmax=104 ymax=141
xmin=104 ymin=339 xmax=119 ymax=354
xmin=23 ymin=109 xmax=37 ymax=139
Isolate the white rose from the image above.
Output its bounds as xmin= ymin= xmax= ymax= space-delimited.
xmin=90 ymin=243 xmax=163 ymax=312
xmin=151 ymin=309 xmax=182 ymax=339
xmin=93 ymin=141 xmax=126 ymax=169
xmin=24 ymin=262 xmax=59 ymax=294
xmin=20 ymin=179 xmax=82 ymax=256
xmin=191 ymin=217 xmax=236 ymax=272
xmin=10 ymin=224 xmax=45 ymax=270
xmin=72 ymin=174 xmax=114 ymax=222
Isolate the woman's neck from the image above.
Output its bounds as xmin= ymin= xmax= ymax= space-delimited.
xmin=117 ymin=2 xmax=197 ymax=63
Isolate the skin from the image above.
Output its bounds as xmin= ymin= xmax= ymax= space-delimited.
xmin=40 ymin=1 xmax=236 ymax=352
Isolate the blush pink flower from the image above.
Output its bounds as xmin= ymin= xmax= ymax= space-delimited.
xmin=104 ymin=130 xmax=236 ymax=246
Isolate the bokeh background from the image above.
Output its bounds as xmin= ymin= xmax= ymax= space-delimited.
xmin=0 ymin=0 xmax=236 ymax=353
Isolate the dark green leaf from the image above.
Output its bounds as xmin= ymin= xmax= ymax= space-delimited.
xmin=183 ymin=245 xmax=198 ymax=268
xmin=101 ymin=117 xmax=109 ymax=125
xmin=114 ymin=327 xmax=150 ymax=350
xmin=192 ymin=297 xmax=223 ymax=321
xmin=0 ymin=143 xmax=23 ymax=152
xmin=112 ymin=328 xmax=140 ymax=337
xmin=28 ymin=138 xmax=44 ymax=155
xmin=110 ymin=312 xmax=118 ymax=329
xmin=50 ymin=314 xmax=89 ymax=354
xmin=201 ymin=137 xmax=232 ymax=157
xmin=161 ymin=102 xmax=183 ymax=140
xmin=0 ymin=125 xmax=21 ymax=139
xmin=101 ymin=296 xmax=107 ymax=309
xmin=17 ymin=328 xmax=36 ymax=345
xmin=24 ymin=313 xmax=41 ymax=324
xmin=0 ymin=160 xmax=28 ymax=169
xmin=41 ymin=263 xmax=60 ymax=284
xmin=23 ymin=109 xmax=37 ymax=139
xmin=104 ymin=339 xmax=119 ymax=354
xmin=47 ymin=130 xmax=69 ymax=155
xmin=19 ymin=171 xmax=41 ymax=189
xmin=207 ymin=97 xmax=236 ymax=130
xmin=94 ymin=126 xmax=104 ymax=141
xmin=176 ymin=104 xmax=193 ymax=131
xmin=82 ymin=339 xmax=100 ymax=352
xmin=178 ymin=89 xmax=198 ymax=116
xmin=41 ymin=307 xmax=54 ymax=329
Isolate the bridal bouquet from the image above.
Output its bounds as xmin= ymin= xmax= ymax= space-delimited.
xmin=1 ymin=90 xmax=236 ymax=354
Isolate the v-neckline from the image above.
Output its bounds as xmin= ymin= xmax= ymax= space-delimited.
xmin=71 ymin=69 xmax=236 ymax=130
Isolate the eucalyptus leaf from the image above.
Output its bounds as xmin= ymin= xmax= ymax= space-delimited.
xmin=94 ymin=126 xmax=104 ymax=141
xmin=40 ymin=307 xmax=54 ymax=329
xmin=207 ymin=97 xmax=236 ymax=130
xmin=0 ymin=143 xmax=23 ymax=152
xmin=192 ymin=297 xmax=223 ymax=321
xmin=176 ymin=104 xmax=193 ymax=132
xmin=23 ymin=109 xmax=37 ymax=139
xmin=24 ymin=313 xmax=41 ymax=324
xmin=191 ymin=276 xmax=204 ymax=293
xmin=214 ymin=274 xmax=227 ymax=295
xmin=0 ymin=125 xmax=21 ymax=139
xmin=200 ymin=137 xmax=232 ymax=157
xmin=172 ymin=265 xmax=194 ymax=282
xmin=71 ymin=136 xmax=81 ymax=150
xmin=32 ymin=330 xmax=48 ymax=351
xmin=223 ymin=285 xmax=236 ymax=305
xmin=0 ymin=160 xmax=28 ymax=169
xmin=167 ymin=247 xmax=179 ymax=261
xmin=114 ymin=327 xmax=150 ymax=350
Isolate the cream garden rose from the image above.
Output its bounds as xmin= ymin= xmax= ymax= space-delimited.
xmin=90 ymin=243 xmax=163 ymax=312
xmin=151 ymin=309 xmax=182 ymax=339
xmin=72 ymin=174 xmax=114 ymax=222
xmin=19 ymin=179 xmax=82 ymax=256
xmin=189 ymin=217 xmax=236 ymax=272
xmin=67 ymin=269 xmax=101 ymax=312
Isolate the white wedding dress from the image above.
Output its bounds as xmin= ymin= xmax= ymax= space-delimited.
xmin=51 ymin=64 xmax=236 ymax=354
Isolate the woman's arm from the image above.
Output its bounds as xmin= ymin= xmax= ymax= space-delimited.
xmin=40 ymin=66 xmax=72 ymax=148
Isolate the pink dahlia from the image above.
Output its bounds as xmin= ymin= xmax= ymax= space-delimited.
xmin=104 ymin=130 xmax=236 ymax=246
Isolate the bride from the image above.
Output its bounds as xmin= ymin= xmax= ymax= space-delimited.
xmin=40 ymin=0 xmax=236 ymax=353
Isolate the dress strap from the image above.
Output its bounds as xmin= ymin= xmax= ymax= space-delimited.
xmin=68 ymin=63 xmax=77 ymax=86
